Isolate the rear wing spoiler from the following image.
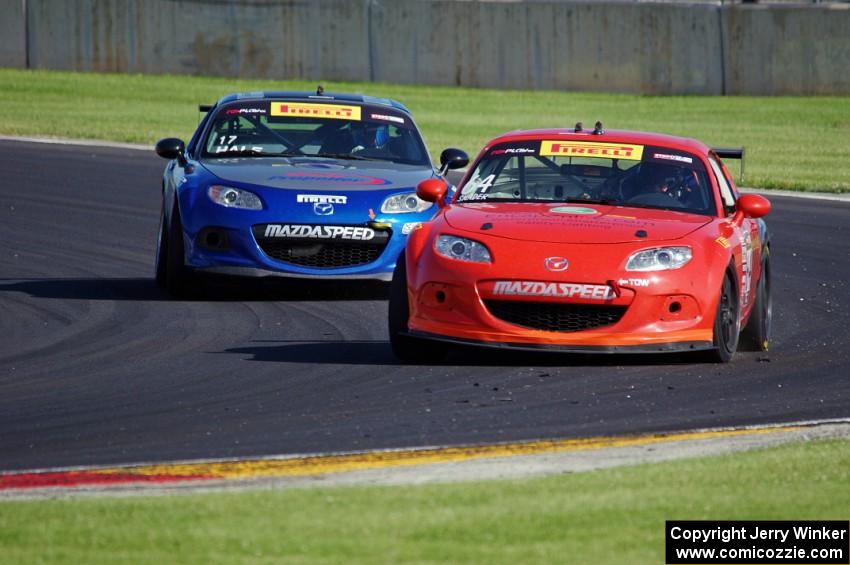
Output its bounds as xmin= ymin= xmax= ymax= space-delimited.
xmin=712 ymin=147 xmax=745 ymax=183
xmin=199 ymin=104 xmax=213 ymax=113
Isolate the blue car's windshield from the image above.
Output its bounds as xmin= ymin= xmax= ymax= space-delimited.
xmin=201 ymin=101 xmax=430 ymax=167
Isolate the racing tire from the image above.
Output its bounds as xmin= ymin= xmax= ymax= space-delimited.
xmin=164 ymin=203 xmax=197 ymax=299
xmin=741 ymin=246 xmax=772 ymax=352
xmin=154 ymin=203 xmax=168 ymax=288
xmin=388 ymin=252 xmax=447 ymax=364
xmin=709 ymin=270 xmax=740 ymax=363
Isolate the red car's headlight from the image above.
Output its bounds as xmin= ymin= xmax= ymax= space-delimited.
xmin=435 ymin=235 xmax=492 ymax=263
xmin=626 ymin=246 xmax=692 ymax=271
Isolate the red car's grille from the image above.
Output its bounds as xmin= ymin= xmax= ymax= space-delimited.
xmin=484 ymin=300 xmax=626 ymax=332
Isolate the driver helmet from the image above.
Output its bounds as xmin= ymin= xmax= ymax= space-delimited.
xmin=638 ymin=163 xmax=677 ymax=194
xmin=352 ymin=123 xmax=389 ymax=149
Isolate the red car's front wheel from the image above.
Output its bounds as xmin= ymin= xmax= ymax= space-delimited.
xmin=388 ymin=252 xmax=447 ymax=364
xmin=741 ymin=246 xmax=772 ymax=352
xmin=710 ymin=271 xmax=740 ymax=363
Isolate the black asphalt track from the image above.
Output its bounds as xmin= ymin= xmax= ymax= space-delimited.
xmin=1 ymin=140 xmax=848 ymax=472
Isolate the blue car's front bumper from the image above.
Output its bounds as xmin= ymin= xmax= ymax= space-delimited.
xmin=178 ymin=188 xmax=431 ymax=281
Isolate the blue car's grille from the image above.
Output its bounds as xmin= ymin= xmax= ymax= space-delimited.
xmin=484 ymin=300 xmax=626 ymax=333
xmin=253 ymin=224 xmax=390 ymax=269
xmin=259 ymin=240 xmax=385 ymax=268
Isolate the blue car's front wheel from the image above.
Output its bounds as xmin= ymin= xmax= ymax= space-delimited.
xmin=154 ymin=203 xmax=168 ymax=288
xmin=164 ymin=203 xmax=196 ymax=299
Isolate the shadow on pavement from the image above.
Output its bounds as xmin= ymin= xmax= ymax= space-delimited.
xmin=0 ymin=277 xmax=390 ymax=302
xmin=224 ymin=339 xmax=708 ymax=367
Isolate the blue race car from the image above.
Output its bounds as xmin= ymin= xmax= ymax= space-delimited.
xmin=154 ymin=89 xmax=468 ymax=297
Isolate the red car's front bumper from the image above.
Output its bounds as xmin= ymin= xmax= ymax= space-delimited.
xmin=406 ymin=238 xmax=720 ymax=351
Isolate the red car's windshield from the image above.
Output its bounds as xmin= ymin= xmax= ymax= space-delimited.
xmin=458 ymin=140 xmax=716 ymax=216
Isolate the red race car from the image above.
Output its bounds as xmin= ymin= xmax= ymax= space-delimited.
xmin=389 ymin=124 xmax=772 ymax=363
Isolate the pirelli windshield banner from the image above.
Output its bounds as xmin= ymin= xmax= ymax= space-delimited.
xmin=484 ymin=140 xmax=704 ymax=171
xmin=218 ymin=101 xmax=410 ymax=128
xmin=270 ymin=102 xmax=362 ymax=121
xmin=539 ymin=140 xmax=644 ymax=161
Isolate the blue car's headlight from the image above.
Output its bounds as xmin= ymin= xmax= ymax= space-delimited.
xmin=207 ymin=185 xmax=263 ymax=210
xmin=435 ymin=235 xmax=492 ymax=263
xmin=625 ymin=246 xmax=692 ymax=271
xmin=380 ymin=192 xmax=432 ymax=214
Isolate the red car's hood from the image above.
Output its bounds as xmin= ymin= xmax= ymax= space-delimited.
xmin=443 ymin=202 xmax=712 ymax=244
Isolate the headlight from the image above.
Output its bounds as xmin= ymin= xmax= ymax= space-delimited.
xmin=435 ymin=235 xmax=492 ymax=263
xmin=625 ymin=246 xmax=692 ymax=271
xmin=380 ymin=192 xmax=433 ymax=214
xmin=207 ymin=185 xmax=263 ymax=210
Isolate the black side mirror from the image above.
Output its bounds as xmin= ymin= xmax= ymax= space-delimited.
xmin=155 ymin=138 xmax=187 ymax=165
xmin=439 ymin=148 xmax=469 ymax=175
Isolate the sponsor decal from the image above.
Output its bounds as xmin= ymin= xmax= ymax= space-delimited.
xmin=262 ymin=224 xmax=376 ymax=241
xmin=267 ymin=172 xmax=391 ymax=186
xmin=544 ymin=257 xmax=569 ymax=272
xmin=296 ymin=194 xmax=348 ymax=205
xmin=540 ymin=141 xmax=644 ymax=161
xmin=715 ymin=236 xmax=730 ymax=249
xmin=224 ymin=107 xmax=267 ymax=115
xmin=313 ymin=202 xmax=334 ymax=216
xmin=271 ymin=102 xmax=361 ymax=121
xmin=215 ymin=145 xmax=263 ymax=154
xmin=370 ymin=113 xmax=404 ymax=124
xmin=740 ymin=228 xmax=753 ymax=309
xmin=549 ymin=206 xmax=599 ymax=215
xmin=493 ymin=280 xmax=615 ymax=300
xmin=490 ymin=147 xmax=536 ymax=156
xmin=653 ymin=153 xmax=693 ymax=164
xmin=401 ymin=222 xmax=421 ymax=235
xmin=618 ymin=277 xmax=651 ymax=287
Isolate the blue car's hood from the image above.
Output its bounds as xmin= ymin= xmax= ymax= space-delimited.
xmin=200 ymin=157 xmax=434 ymax=192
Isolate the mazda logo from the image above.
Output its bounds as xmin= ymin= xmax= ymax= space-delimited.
xmin=313 ymin=202 xmax=334 ymax=215
xmin=544 ymin=256 xmax=569 ymax=271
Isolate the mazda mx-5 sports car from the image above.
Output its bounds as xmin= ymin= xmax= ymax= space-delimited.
xmin=154 ymin=89 xmax=468 ymax=297
xmin=389 ymin=124 xmax=772 ymax=363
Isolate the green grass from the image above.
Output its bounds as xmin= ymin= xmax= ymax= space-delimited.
xmin=1 ymin=437 xmax=847 ymax=564
xmin=1 ymin=68 xmax=849 ymax=192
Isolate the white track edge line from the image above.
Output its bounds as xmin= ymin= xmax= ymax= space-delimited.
xmin=3 ymin=416 xmax=849 ymax=477
xmin=0 ymin=134 xmax=150 ymax=151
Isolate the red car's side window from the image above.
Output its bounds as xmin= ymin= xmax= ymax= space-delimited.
xmin=708 ymin=155 xmax=737 ymax=217
xmin=719 ymin=160 xmax=741 ymax=200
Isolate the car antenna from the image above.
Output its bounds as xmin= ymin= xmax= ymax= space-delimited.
xmin=593 ymin=121 xmax=604 ymax=135
xmin=316 ymin=85 xmax=324 ymax=96
xmin=574 ymin=122 xmax=583 ymax=133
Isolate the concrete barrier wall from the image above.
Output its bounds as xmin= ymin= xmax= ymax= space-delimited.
xmin=0 ymin=0 xmax=26 ymax=68
xmin=722 ymin=4 xmax=850 ymax=95
xmin=370 ymin=1 xmax=723 ymax=94
xmin=21 ymin=0 xmax=371 ymax=80
xmin=1 ymin=0 xmax=849 ymax=95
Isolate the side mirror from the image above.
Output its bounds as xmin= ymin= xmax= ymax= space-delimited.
xmin=439 ymin=148 xmax=469 ymax=175
xmin=736 ymin=194 xmax=771 ymax=219
xmin=155 ymin=138 xmax=187 ymax=165
xmin=417 ymin=178 xmax=449 ymax=209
